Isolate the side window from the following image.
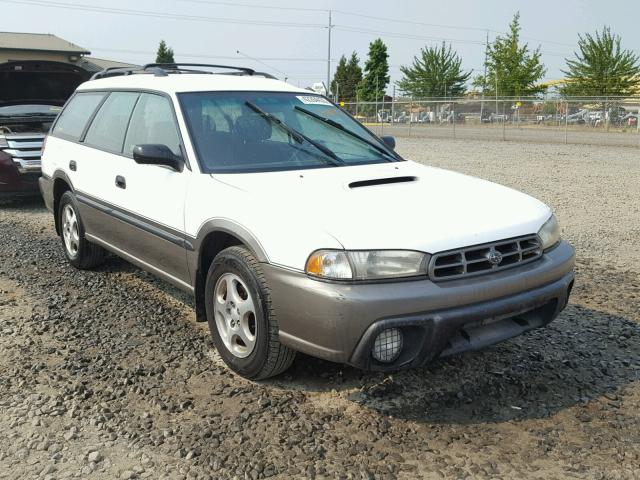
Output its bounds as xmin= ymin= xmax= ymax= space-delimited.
xmin=52 ymin=92 xmax=106 ymax=141
xmin=124 ymin=93 xmax=181 ymax=157
xmin=83 ymin=92 xmax=139 ymax=153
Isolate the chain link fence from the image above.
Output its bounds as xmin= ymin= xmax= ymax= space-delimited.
xmin=342 ymin=97 xmax=640 ymax=147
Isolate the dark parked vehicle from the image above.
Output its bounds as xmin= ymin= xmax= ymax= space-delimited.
xmin=0 ymin=61 xmax=89 ymax=197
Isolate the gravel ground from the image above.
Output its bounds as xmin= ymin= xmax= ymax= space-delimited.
xmin=0 ymin=138 xmax=639 ymax=480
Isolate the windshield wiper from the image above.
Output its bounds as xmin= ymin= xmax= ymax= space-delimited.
xmin=245 ymin=101 xmax=344 ymax=166
xmin=294 ymin=106 xmax=396 ymax=162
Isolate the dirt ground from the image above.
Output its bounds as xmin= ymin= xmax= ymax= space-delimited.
xmin=0 ymin=137 xmax=638 ymax=480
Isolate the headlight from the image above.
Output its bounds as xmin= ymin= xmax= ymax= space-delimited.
xmin=538 ymin=214 xmax=561 ymax=250
xmin=306 ymin=249 xmax=428 ymax=280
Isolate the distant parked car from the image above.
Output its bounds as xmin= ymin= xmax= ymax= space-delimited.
xmin=0 ymin=61 xmax=89 ymax=198
xmin=482 ymin=113 xmax=509 ymax=123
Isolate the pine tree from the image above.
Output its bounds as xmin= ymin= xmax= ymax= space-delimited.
xmin=473 ymin=13 xmax=546 ymax=97
xmin=398 ymin=42 xmax=470 ymax=98
xmin=156 ymin=40 xmax=175 ymax=64
xmin=357 ymin=39 xmax=390 ymax=102
xmin=561 ymin=27 xmax=640 ymax=97
xmin=330 ymin=55 xmax=348 ymax=99
xmin=331 ymin=52 xmax=362 ymax=102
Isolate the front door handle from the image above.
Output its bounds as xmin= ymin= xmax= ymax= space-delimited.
xmin=115 ymin=175 xmax=126 ymax=189
xmin=69 ymin=160 xmax=77 ymax=171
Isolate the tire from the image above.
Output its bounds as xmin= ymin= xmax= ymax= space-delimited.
xmin=58 ymin=191 xmax=105 ymax=269
xmin=205 ymin=246 xmax=295 ymax=380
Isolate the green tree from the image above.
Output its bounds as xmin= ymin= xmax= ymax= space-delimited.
xmin=155 ymin=40 xmax=175 ymax=64
xmin=357 ymin=38 xmax=390 ymax=102
xmin=561 ymin=27 xmax=640 ymax=97
xmin=331 ymin=55 xmax=348 ymax=99
xmin=332 ymin=52 xmax=362 ymax=102
xmin=473 ymin=13 xmax=546 ymax=97
xmin=397 ymin=42 xmax=471 ymax=98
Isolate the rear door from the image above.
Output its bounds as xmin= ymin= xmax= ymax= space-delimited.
xmin=76 ymin=91 xmax=140 ymax=245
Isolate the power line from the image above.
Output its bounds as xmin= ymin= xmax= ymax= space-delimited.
xmin=334 ymin=10 xmax=497 ymax=34
xmin=0 ymin=0 xmax=326 ymax=28
xmin=333 ymin=26 xmax=486 ymax=46
xmin=89 ymin=47 xmax=329 ymax=62
xmin=175 ymin=0 xmax=327 ymax=13
xmin=332 ymin=9 xmax=578 ymax=49
xmin=334 ymin=26 xmax=573 ymax=58
xmin=237 ymin=49 xmax=287 ymax=77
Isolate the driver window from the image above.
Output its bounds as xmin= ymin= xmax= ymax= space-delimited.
xmin=124 ymin=93 xmax=181 ymax=157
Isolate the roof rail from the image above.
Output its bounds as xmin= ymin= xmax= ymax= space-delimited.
xmin=90 ymin=63 xmax=280 ymax=81
xmin=143 ymin=63 xmax=256 ymax=75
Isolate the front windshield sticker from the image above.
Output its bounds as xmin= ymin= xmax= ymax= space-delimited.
xmin=296 ymin=95 xmax=332 ymax=106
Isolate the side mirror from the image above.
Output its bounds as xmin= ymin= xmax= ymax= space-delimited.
xmin=381 ymin=135 xmax=396 ymax=150
xmin=133 ymin=144 xmax=184 ymax=172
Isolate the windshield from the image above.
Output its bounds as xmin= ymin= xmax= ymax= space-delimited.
xmin=0 ymin=104 xmax=62 ymax=117
xmin=178 ymin=92 xmax=399 ymax=173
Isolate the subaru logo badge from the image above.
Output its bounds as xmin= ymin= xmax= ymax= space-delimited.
xmin=486 ymin=249 xmax=503 ymax=265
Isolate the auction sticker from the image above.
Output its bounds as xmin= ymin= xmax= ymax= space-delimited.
xmin=296 ymin=95 xmax=332 ymax=105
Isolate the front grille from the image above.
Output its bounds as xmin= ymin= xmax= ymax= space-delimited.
xmin=429 ymin=235 xmax=542 ymax=281
xmin=1 ymin=134 xmax=45 ymax=173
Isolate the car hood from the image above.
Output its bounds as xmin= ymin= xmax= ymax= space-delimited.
xmin=212 ymin=161 xmax=551 ymax=253
xmin=0 ymin=61 xmax=90 ymax=106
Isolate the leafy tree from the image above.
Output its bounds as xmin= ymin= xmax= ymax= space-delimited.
xmin=156 ymin=40 xmax=175 ymax=64
xmin=397 ymin=42 xmax=471 ymax=98
xmin=357 ymin=38 xmax=390 ymax=102
xmin=561 ymin=27 xmax=640 ymax=97
xmin=331 ymin=52 xmax=362 ymax=102
xmin=474 ymin=13 xmax=546 ymax=97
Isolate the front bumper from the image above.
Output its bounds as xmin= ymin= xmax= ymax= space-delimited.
xmin=263 ymin=241 xmax=575 ymax=370
xmin=0 ymin=153 xmax=40 ymax=198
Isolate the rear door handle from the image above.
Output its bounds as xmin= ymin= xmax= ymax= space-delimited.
xmin=69 ymin=160 xmax=77 ymax=171
xmin=115 ymin=175 xmax=126 ymax=189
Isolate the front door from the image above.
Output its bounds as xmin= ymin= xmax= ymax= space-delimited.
xmin=110 ymin=92 xmax=192 ymax=287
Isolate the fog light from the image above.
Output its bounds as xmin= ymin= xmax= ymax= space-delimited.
xmin=372 ymin=328 xmax=403 ymax=363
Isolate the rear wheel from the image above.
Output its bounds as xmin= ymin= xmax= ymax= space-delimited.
xmin=58 ymin=191 xmax=105 ymax=269
xmin=205 ymin=246 xmax=295 ymax=380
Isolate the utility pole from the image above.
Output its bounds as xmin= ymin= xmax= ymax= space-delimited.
xmin=391 ymin=84 xmax=396 ymax=123
xmin=326 ymin=9 xmax=332 ymax=97
xmin=495 ymin=73 xmax=499 ymax=118
xmin=375 ymin=76 xmax=379 ymax=125
xmin=480 ymin=30 xmax=488 ymax=121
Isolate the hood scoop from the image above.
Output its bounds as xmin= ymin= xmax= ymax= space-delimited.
xmin=349 ymin=176 xmax=417 ymax=189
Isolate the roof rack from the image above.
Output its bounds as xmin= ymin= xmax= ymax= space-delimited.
xmin=90 ymin=63 xmax=278 ymax=81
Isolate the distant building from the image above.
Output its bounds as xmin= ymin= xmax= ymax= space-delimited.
xmin=0 ymin=31 xmax=137 ymax=71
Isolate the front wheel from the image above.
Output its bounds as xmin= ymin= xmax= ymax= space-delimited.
xmin=58 ymin=191 xmax=105 ymax=269
xmin=205 ymin=246 xmax=295 ymax=380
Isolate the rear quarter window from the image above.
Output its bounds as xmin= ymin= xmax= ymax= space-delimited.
xmin=52 ymin=92 xmax=106 ymax=141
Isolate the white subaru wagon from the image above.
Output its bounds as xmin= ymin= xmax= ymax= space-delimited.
xmin=40 ymin=64 xmax=575 ymax=379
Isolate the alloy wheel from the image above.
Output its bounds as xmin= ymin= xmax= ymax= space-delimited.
xmin=213 ymin=273 xmax=257 ymax=358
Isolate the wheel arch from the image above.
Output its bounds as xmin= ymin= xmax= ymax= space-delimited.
xmin=191 ymin=219 xmax=269 ymax=322
xmin=52 ymin=170 xmax=74 ymax=235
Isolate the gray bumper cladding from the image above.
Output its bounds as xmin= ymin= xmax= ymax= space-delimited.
xmin=262 ymin=241 xmax=575 ymax=370
xmin=348 ymin=271 xmax=573 ymax=371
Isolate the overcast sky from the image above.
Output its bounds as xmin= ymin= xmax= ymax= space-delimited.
xmin=2 ymin=0 xmax=638 ymax=91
